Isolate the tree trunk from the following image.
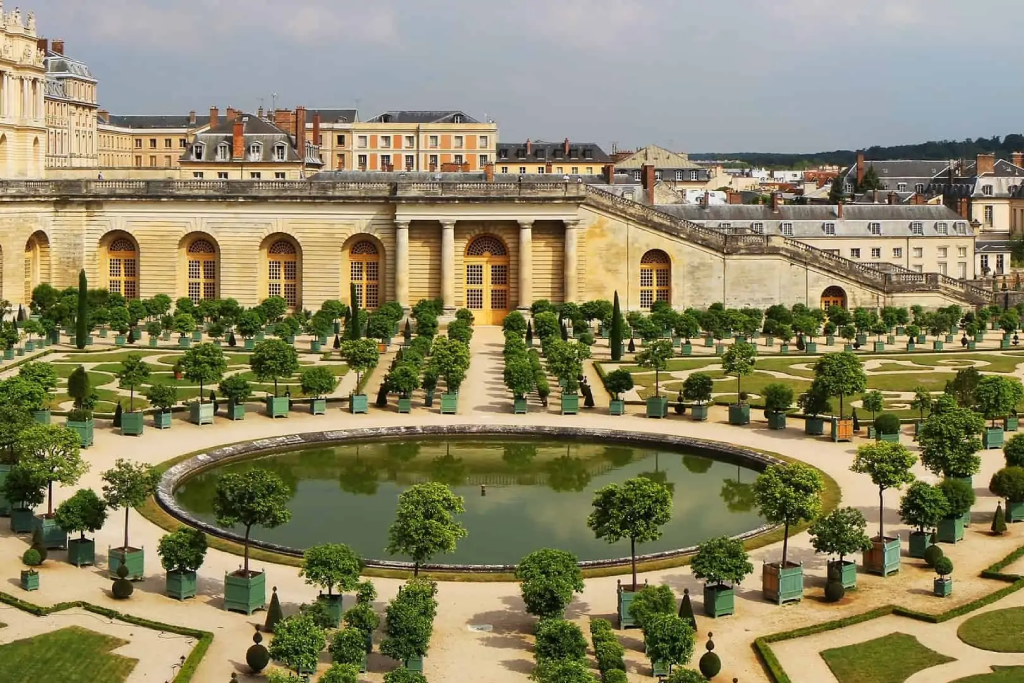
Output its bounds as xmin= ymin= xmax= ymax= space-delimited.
xmin=781 ymin=521 xmax=790 ymax=566
xmin=130 ymin=387 xmax=134 ymax=412
xmin=878 ymin=488 xmax=885 ymax=539
xmin=655 ymin=368 xmax=659 ymax=397
xmin=414 ymin=562 xmax=419 ymax=577
xmin=274 ymin=378 xmax=279 ymax=397
xmin=47 ymin=480 xmax=53 ymax=516
xmin=244 ymin=524 xmax=251 ymax=574
xmin=123 ymin=506 xmax=130 ymax=550
xmin=737 ymin=376 xmax=741 ymax=401
xmin=631 ymin=537 xmax=637 ymax=591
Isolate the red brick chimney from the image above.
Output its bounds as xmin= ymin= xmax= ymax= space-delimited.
xmin=210 ymin=107 xmax=219 ymax=128
xmin=232 ymin=119 xmax=244 ymax=159
xmin=702 ymin=190 xmax=710 ymax=208
xmin=295 ymin=106 xmax=307 ymax=156
xmin=603 ymin=164 xmax=615 ymax=185
xmin=563 ymin=138 xmax=570 ymax=155
xmin=188 ymin=110 xmax=196 ymax=126
xmin=888 ymin=192 xmax=897 ymax=205
xmin=977 ymin=152 xmax=996 ymax=176
xmin=837 ymin=201 xmax=844 ymax=219
xmin=484 ymin=163 xmax=494 ymax=183
xmin=526 ymin=138 xmax=532 ymax=156
xmin=770 ymin=192 xmax=781 ymax=212
xmin=312 ymin=113 xmax=321 ymax=147
xmin=51 ymin=39 xmax=64 ymax=55
xmin=97 ymin=109 xmax=109 ymax=124
xmin=641 ymin=164 xmax=655 ymax=204
xmin=36 ymin=38 xmax=47 ymax=53
xmin=856 ymin=151 xmax=865 ymax=187
xmin=1013 ymin=151 xmax=1024 ymax=168
xmin=727 ymin=190 xmax=741 ymax=204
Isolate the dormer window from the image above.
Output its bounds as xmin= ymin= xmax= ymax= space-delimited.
xmin=379 ymin=113 xmax=392 ymax=123
xmin=248 ymin=142 xmax=262 ymax=162
xmin=536 ymin=148 xmax=545 ymax=160
xmin=915 ymin=183 xmax=925 ymax=193
xmin=936 ymin=222 xmax=948 ymax=235
xmin=823 ymin=222 xmax=836 ymax=236
xmin=216 ymin=143 xmax=229 ymax=162
xmin=633 ymin=171 xmax=641 ymax=181
xmin=910 ymin=222 xmax=923 ymax=235
xmin=499 ymin=149 xmax=508 ymax=160
xmin=956 ymin=221 xmax=967 ymax=234
xmin=192 ymin=143 xmax=204 ymax=160
xmin=983 ymin=184 xmax=994 ymax=196
xmin=452 ymin=114 xmax=464 ymax=124
xmin=273 ymin=143 xmax=287 ymax=162
xmin=868 ymin=222 xmax=882 ymax=235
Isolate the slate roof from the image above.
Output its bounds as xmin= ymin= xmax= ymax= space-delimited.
xmin=613 ymin=145 xmax=701 ymax=170
xmin=106 ymin=115 xmax=198 ymax=130
xmin=183 ymin=114 xmax=322 ymax=165
xmin=365 ymin=110 xmax=479 ymax=124
xmin=44 ymin=52 xmax=95 ymax=81
xmin=497 ymin=140 xmax=610 ymax=164
xmin=976 ymin=240 xmax=1014 ymax=254
xmin=307 ymin=109 xmax=359 ymax=123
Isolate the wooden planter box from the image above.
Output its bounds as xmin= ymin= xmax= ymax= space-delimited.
xmin=984 ymin=427 xmax=1005 ymax=449
xmin=825 ymin=335 xmax=835 ymax=345
xmin=906 ymin=342 xmax=915 ymax=351
xmin=828 ymin=559 xmax=859 ymax=590
xmin=908 ymin=531 xmax=934 ymax=558
xmin=10 ymin=508 xmax=34 ymax=533
xmin=108 ymin=547 xmax=146 ymax=581
xmin=936 ymin=515 xmax=965 ymax=544
xmin=318 ymin=594 xmax=344 ymax=628
xmin=1006 ymin=415 xmax=1020 ymax=432
xmin=729 ymin=403 xmax=751 ymax=425
xmin=968 ymin=341 xmax=977 ymax=350
xmin=2 ymin=348 xmax=13 ymax=360
xmin=166 ymin=570 xmax=198 ymax=600
xmin=189 ymin=401 xmax=215 ymax=426
xmin=609 ymin=399 xmax=625 ymax=416
xmin=224 ymin=570 xmax=266 ymax=614
xmin=762 ymin=562 xmax=803 ymax=605
xmin=645 ymin=396 xmax=668 ymax=418
xmin=864 ymin=537 xmax=901 ymax=576
xmin=561 ymin=393 xmax=580 ymax=415
xmin=67 ymin=538 xmax=95 ymax=567
xmin=66 ymin=419 xmax=94 ymax=448
xmin=652 ymin=660 xmax=672 ymax=678
xmin=120 ymin=411 xmax=144 ymax=436
xmin=155 ymin=411 xmax=172 ymax=429
xmin=878 ymin=432 xmax=900 ymax=443
xmin=805 ymin=416 xmax=825 ymax=435
xmin=310 ymin=398 xmax=327 ymax=415
xmin=33 ymin=515 xmax=67 ymax=549
xmin=873 ymin=342 xmax=885 ymax=352
xmin=350 ymin=393 xmax=369 ymax=414
xmin=228 ymin=402 xmax=246 ymax=421
xmin=1006 ymin=499 xmax=1024 ymax=523
xmin=934 ymin=577 xmax=953 ymax=597
xmin=20 ymin=570 xmax=38 ymax=592
xmin=975 ymin=332 xmax=985 ymax=342
xmin=397 ymin=397 xmax=413 ymax=414
xmin=767 ymin=412 xmax=787 ymax=430
xmin=831 ymin=417 xmax=854 ymax=442
xmin=690 ymin=404 xmax=709 ymax=421
xmin=265 ymin=396 xmax=289 ymax=418
xmin=703 ymin=583 xmax=735 ymax=618
xmin=114 ymin=335 xmax=126 ymax=347
xmin=31 ymin=409 xmax=50 ymax=425
xmin=1002 ymin=339 xmax=1012 ymax=349
xmin=715 ymin=344 xmax=726 ymax=356
xmin=680 ymin=343 xmax=692 ymax=356
xmin=856 ymin=333 xmax=868 ymax=345
xmin=805 ymin=342 xmax=818 ymax=354
xmin=779 ymin=344 xmax=789 ymax=355
xmin=440 ymin=393 xmax=459 ymax=415
xmin=310 ymin=341 xmax=322 ymax=353
xmin=404 ymin=655 xmax=425 ymax=672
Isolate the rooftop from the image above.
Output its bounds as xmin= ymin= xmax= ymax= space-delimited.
xmin=364 ymin=110 xmax=481 ymax=124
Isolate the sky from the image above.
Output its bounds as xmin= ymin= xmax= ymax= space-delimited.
xmin=27 ymin=0 xmax=1024 ymax=153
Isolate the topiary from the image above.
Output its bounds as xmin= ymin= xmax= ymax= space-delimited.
xmin=264 ymin=585 xmax=284 ymax=632
xmin=22 ymin=547 xmax=41 ymax=566
xmin=111 ymin=561 xmax=134 ymax=599
xmin=992 ymin=502 xmax=1008 ymax=536
xmin=29 ymin=526 xmax=47 ymax=563
xmin=923 ymin=543 xmax=945 ymax=568
xmin=934 ymin=556 xmax=954 ymax=577
xmin=824 ymin=580 xmax=845 ymax=603
xmin=873 ymin=412 xmax=901 ymax=436
xmin=698 ymin=632 xmax=722 ymax=679
xmin=245 ymin=627 xmax=270 ymax=673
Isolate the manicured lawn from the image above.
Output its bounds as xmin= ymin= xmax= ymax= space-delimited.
xmin=820 ymin=632 xmax=955 ymax=683
xmin=0 ymin=625 xmax=137 ymax=682
xmin=957 ymin=607 xmax=1024 ymax=652
xmin=951 ymin=667 xmax=1024 ymax=682
xmin=57 ymin=351 xmax=163 ymax=363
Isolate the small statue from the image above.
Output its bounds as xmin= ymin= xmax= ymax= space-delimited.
xmin=27 ymin=10 xmax=34 ymax=31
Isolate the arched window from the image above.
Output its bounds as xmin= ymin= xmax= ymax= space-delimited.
xmin=820 ymin=286 xmax=847 ymax=311
xmin=186 ymin=239 xmax=217 ymax=303
xmin=106 ymin=237 xmax=138 ymax=299
xmin=268 ymin=239 xmax=299 ymax=308
xmin=24 ymin=233 xmax=50 ymax=304
xmin=639 ymin=250 xmax=671 ymax=309
xmin=464 ymin=235 xmax=509 ymax=325
xmin=349 ymin=240 xmax=380 ymax=310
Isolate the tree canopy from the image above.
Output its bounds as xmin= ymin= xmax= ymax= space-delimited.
xmin=753 ymin=463 xmax=824 ymax=566
xmin=385 ymin=482 xmax=467 ymax=575
xmin=515 ymin=548 xmax=584 ymax=619
xmin=213 ymin=468 xmax=293 ymax=574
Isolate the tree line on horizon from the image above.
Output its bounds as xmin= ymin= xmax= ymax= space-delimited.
xmin=691 ymin=133 xmax=1024 ymax=169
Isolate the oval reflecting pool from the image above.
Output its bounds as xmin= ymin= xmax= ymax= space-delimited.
xmin=173 ymin=438 xmax=765 ymax=566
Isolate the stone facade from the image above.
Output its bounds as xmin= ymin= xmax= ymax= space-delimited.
xmin=42 ymin=39 xmax=97 ymax=169
xmin=0 ymin=5 xmax=46 ymax=179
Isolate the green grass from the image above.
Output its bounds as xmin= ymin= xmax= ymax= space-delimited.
xmin=55 ymin=351 xmax=163 ymax=364
xmin=957 ymin=607 xmax=1024 ymax=652
xmin=951 ymin=667 xmax=1024 ymax=682
xmin=0 ymin=625 xmax=137 ymax=682
xmin=820 ymin=632 xmax=955 ymax=683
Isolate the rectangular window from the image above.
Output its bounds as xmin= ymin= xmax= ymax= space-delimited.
xmin=149 ymin=138 xmax=156 ymax=149
xmin=337 ymin=134 xmax=346 ymax=145
xmin=380 ymin=135 xmax=391 ymax=148
xmin=781 ymin=222 xmax=793 ymax=236
xmin=751 ymin=222 xmax=764 ymax=234
xmin=893 ymin=247 xmax=903 ymax=258
xmin=537 ymin=167 xmax=545 ymax=174
xmin=336 ymin=153 xmax=345 ymax=169
xmin=851 ymin=248 xmax=861 ymax=259
xmin=958 ymin=262 xmax=967 ymax=279
xmin=250 ymin=172 xmax=261 ymax=179
xmin=913 ymin=264 xmax=923 ymax=273
xmin=912 ymin=247 xmax=923 ymax=258
xmin=823 ymin=222 xmax=836 ymax=236
xmin=180 ymin=139 xmax=187 ymax=148
xmin=958 ymin=246 xmax=967 ymax=258
xmin=134 ymin=139 xmax=142 ymax=148
xmin=501 ymin=166 xmax=508 ymax=174
xmin=165 ymin=156 xmax=172 ymax=167
xmin=358 ymin=154 xmax=368 ymax=169
xmin=429 ymin=155 xmax=438 ymax=169
xmin=381 ymin=154 xmax=392 ymax=169
xmin=938 ymin=247 xmax=948 ymax=258
xmin=134 ymin=155 xmax=142 ymax=166
xmin=998 ymin=254 xmax=1006 ymax=273
xmin=911 ymin=222 xmax=923 ymax=235
xmin=275 ymin=172 xmax=286 ymax=179
xmin=406 ymin=155 xmax=414 ymax=170
xmin=356 ymin=135 xmax=367 ymax=149
xmin=869 ymin=222 xmax=882 ymax=235
xmin=571 ymin=167 xmax=578 ymax=174
xmin=938 ymin=262 xmax=948 ymax=275
xmin=586 ymin=167 xmax=593 ymax=174
xmin=149 ymin=156 xmax=156 ymax=167
xmin=897 ymin=182 xmax=907 ymax=192
xmin=479 ymin=136 xmax=488 ymax=148
xmin=871 ymin=248 xmax=881 ymax=259
xmin=937 ymin=222 xmax=948 ymax=235
xmin=217 ymin=172 xmax=228 ymax=179
xmin=981 ymin=254 xmax=990 ymax=271
xmin=519 ymin=166 xmax=526 ymax=175
xmin=985 ymin=206 xmax=994 ymax=226
xmin=429 ymin=135 xmax=439 ymax=148
xmin=164 ymin=138 xmax=171 ymax=148
xmin=479 ymin=154 xmax=488 ymax=166
xmin=192 ymin=172 xmax=204 ymax=179
xmin=454 ymin=136 xmax=464 ymax=148
xmin=404 ymin=135 xmax=414 ymax=148
xmin=689 ymin=170 xmax=699 ymax=181
xmin=675 ymin=171 xmax=683 ymax=181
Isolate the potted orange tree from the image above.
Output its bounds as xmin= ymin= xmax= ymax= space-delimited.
xmin=851 ymin=441 xmax=916 ymax=576
xmin=814 ymin=352 xmax=866 ymax=443
xmin=809 ymin=506 xmax=871 ymax=590
xmin=690 ymin=536 xmax=753 ymax=618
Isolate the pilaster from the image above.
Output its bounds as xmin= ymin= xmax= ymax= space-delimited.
xmin=440 ymin=219 xmax=456 ymax=311
xmin=564 ymin=219 xmax=579 ymax=304
xmin=517 ymin=219 xmax=533 ymax=310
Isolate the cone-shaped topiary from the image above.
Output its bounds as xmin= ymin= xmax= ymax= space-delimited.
xmin=111 ymin=561 xmax=134 ymax=599
xmin=30 ymin=526 xmax=47 ymax=563
xmin=112 ymin=401 xmax=123 ymax=428
xmin=678 ymin=587 xmax=697 ymax=632
xmin=627 ymin=336 xmax=636 ymax=353
xmin=264 ymin=585 xmax=284 ymax=632
xmin=245 ymin=626 xmax=270 ymax=673
xmin=22 ymin=547 xmax=41 ymax=566
xmin=992 ymin=502 xmax=1008 ymax=535
xmin=698 ymin=632 xmax=722 ymax=679
xmin=824 ymin=580 xmax=845 ymax=603
xmin=923 ymin=543 xmax=945 ymax=568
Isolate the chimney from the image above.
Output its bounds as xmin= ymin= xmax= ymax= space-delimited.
xmin=888 ymin=191 xmax=897 ymax=205
xmin=295 ymin=106 xmax=307 ymax=157
xmin=856 ymin=150 xmax=865 ymax=187
xmin=977 ymin=152 xmax=995 ymax=176
xmin=484 ymin=163 xmax=494 ymax=183
xmin=545 ymin=162 xmax=553 ymax=174
xmin=837 ymin=201 xmax=843 ymax=219
xmin=1013 ymin=151 xmax=1024 ymax=168
xmin=209 ymin=107 xmax=219 ymax=128
xmin=770 ymin=192 xmax=781 ymax=212
xmin=526 ymin=138 xmax=532 ymax=156
xmin=641 ymin=164 xmax=655 ymax=205
xmin=36 ymin=38 xmax=47 ymax=53
xmin=257 ymin=106 xmax=264 ymax=119
xmin=226 ymin=107 xmax=240 ymax=123
xmin=97 ymin=108 xmax=108 ymax=124
xmin=563 ymin=137 xmax=570 ymax=155
xmin=312 ymin=113 xmax=321 ymax=148
xmin=703 ymin=190 xmax=710 ymax=208
xmin=603 ymin=164 xmax=615 ymax=185
xmin=727 ymin=190 xmax=741 ymax=205
xmin=51 ymin=39 xmax=63 ymax=56
xmin=188 ymin=110 xmax=196 ymax=126
xmin=232 ymin=119 xmax=244 ymax=159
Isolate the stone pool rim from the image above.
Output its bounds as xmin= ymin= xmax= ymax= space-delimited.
xmin=156 ymin=424 xmax=782 ymax=574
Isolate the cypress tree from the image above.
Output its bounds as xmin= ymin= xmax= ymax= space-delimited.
xmin=992 ymin=502 xmax=1008 ymax=535
xmin=113 ymin=401 xmax=123 ymax=428
xmin=525 ymin=320 xmax=533 ymax=346
xmin=610 ymin=290 xmax=623 ymax=361
xmin=76 ymin=269 xmax=88 ymax=349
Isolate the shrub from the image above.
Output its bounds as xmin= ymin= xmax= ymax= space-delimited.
xmin=604 ymin=369 xmax=634 ymax=400
xmin=320 ymin=663 xmax=359 ymax=683
xmin=603 ymin=671 xmax=629 ymax=683
xmin=934 ymin=556 xmax=954 ymax=578
xmin=22 ymin=547 xmax=41 ymax=566
xmin=628 ymin=584 xmax=676 ymax=632
xmin=682 ymin=373 xmax=713 ymax=405
xmin=763 ymin=383 xmax=794 ymax=414
xmin=873 ymin=412 xmax=901 ymax=435
xmin=824 ymin=580 xmax=845 ymax=603
xmin=923 ymin=544 xmax=945 ymax=568
xmin=245 ymin=628 xmax=270 ymax=673
xmin=329 ymin=628 xmax=368 ymax=666
xmin=533 ymin=618 xmax=587 ymax=663
xmin=990 ymin=467 xmax=1024 ymax=503
xmin=1005 ymin=434 xmax=1024 ymax=468
xmin=502 ymin=311 xmax=527 ymax=334
xmin=111 ymin=561 xmax=134 ymax=599
xmin=938 ymin=478 xmax=975 ymax=518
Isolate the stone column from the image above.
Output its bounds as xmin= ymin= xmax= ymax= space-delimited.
xmin=395 ymin=220 xmax=410 ymax=309
xmin=440 ymin=219 xmax=456 ymax=311
xmin=517 ymin=219 xmax=533 ymax=310
xmin=563 ymin=219 xmax=580 ymax=303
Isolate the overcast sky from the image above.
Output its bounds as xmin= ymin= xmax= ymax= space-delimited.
xmin=29 ymin=0 xmax=1024 ymax=153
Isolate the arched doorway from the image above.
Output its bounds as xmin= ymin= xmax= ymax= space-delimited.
xmin=821 ymin=286 xmax=847 ymax=310
xmin=103 ymin=234 xmax=139 ymax=299
xmin=349 ymin=240 xmax=380 ymax=311
xmin=639 ymin=249 xmax=671 ymax=309
xmin=266 ymin=238 xmax=300 ymax=309
xmin=185 ymin=237 xmax=218 ymax=303
xmin=24 ymin=232 xmax=50 ymax=304
xmin=465 ymin=235 xmax=509 ymax=325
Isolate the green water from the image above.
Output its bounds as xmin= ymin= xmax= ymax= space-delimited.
xmin=173 ymin=438 xmax=764 ymax=565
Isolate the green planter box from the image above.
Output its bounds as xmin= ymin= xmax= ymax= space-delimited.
xmin=715 ymin=343 xmax=726 ymax=356
xmin=166 ymin=570 xmax=198 ymax=600
xmin=767 ymin=412 xmax=787 ymax=430
xmin=873 ymin=342 xmax=885 ymax=352
xmin=906 ymin=342 xmax=916 ymax=351
xmin=3 ymin=348 xmax=13 ymax=360
xmin=191 ymin=330 xmax=202 ymax=342
xmin=856 ymin=333 xmax=868 ymax=345
xmin=20 ymin=570 xmax=38 ymax=592
xmin=25 ymin=340 xmax=34 ymax=351
xmin=728 ymin=403 xmax=750 ymax=425
xmin=617 ymin=583 xmax=642 ymax=629
xmin=228 ymin=402 xmax=246 ymax=421
xmin=244 ymin=338 xmax=255 ymax=350
xmin=33 ymin=515 xmax=67 ymax=549
xmin=934 ymin=577 xmax=953 ymax=598
xmin=48 ymin=329 xmax=60 ymax=344
xmin=350 ymin=394 xmax=369 ymax=414
xmin=155 ymin=411 xmax=172 ymax=429
xmin=99 ymin=328 xmax=109 ymax=338
xmin=224 ymin=570 xmax=266 ymax=615
xmin=0 ymin=463 xmax=9 ymax=515
xmin=975 ymin=332 xmax=985 ymax=342
xmin=561 ymin=393 xmax=580 ymax=415
xmin=703 ymin=337 xmax=714 ymax=347
xmin=984 ymin=427 xmax=1005 ymax=449
xmin=148 ymin=337 xmax=159 ymax=348
xmin=440 ymin=393 xmax=459 ymax=415
xmin=255 ymin=332 xmax=265 ymax=341
xmin=933 ymin=341 xmax=944 ymax=351
xmin=828 ymin=560 xmax=858 ymax=590
xmin=189 ymin=401 xmax=215 ymax=425
xmin=878 ymin=432 xmax=900 ymax=443
xmin=825 ymin=335 xmax=835 ymax=345
xmin=1006 ymin=499 xmax=1024 ymax=523
xmin=864 ymin=537 xmax=901 ymax=577
xmin=114 ymin=335 xmax=126 ymax=347
xmin=10 ymin=508 xmax=34 ymax=533
xmin=703 ymin=583 xmax=735 ymax=618
xmin=67 ymin=538 xmax=95 ymax=567
xmin=908 ymin=532 xmax=933 ymax=559
xmin=691 ymin=404 xmax=709 ymax=421
xmin=178 ymin=337 xmax=191 ymax=348
xmin=32 ymin=410 xmax=51 ymax=425
xmin=945 ymin=334 xmax=955 ymax=343
xmin=805 ymin=342 xmax=818 ymax=354
xmin=120 ymin=411 xmax=144 ymax=436
xmin=15 ymin=347 xmax=24 ymax=356
xmin=937 ymin=515 xmax=965 ymax=544
xmin=1002 ymin=339 xmax=1012 ymax=349
xmin=762 ymin=563 xmax=803 ymax=605
xmin=284 ymin=335 xmax=296 ymax=344
xmin=161 ymin=331 xmax=171 ymax=341
xmin=512 ymin=397 xmax=527 ymax=414
xmin=66 ymin=419 xmax=94 ymax=448
xmin=779 ymin=344 xmax=790 ymax=355
xmin=319 ymin=335 xmax=329 ymax=345
xmin=108 ymin=547 xmax=145 ymax=581
xmin=609 ymin=399 xmax=625 ymax=416
xmin=652 ymin=660 xmax=672 ymax=678
xmin=1005 ymin=415 xmax=1020 ymax=432
xmin=132 ymin=329 xmax=142 ymax=341
xmin=404 ymin=655 xmax=424 ymax=672
xmin=645 ymin=396 xmax=668 ymax=418
xmin=318 ymin=594 xmax=344 ymax=628
xmin=805 ymin=416 xmax=825 ymax=435
xmin=310 ymin=341 xmax=322 ymax=353
xmin=680 ymin=343 xmax=692 ymax=356
xmin=265 ymin=396 xmax=289 ymax=418
xmin=310 ymin=398 xmax=327 ymax=415
xmin=968 ymin=341 xmax=977 ymax=350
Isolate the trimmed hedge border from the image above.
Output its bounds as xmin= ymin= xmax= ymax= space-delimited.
xmin=753 ymin=545 xmax=1024 ymax=683
xmin=0 ymin=591 xmax=213 ymax=683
